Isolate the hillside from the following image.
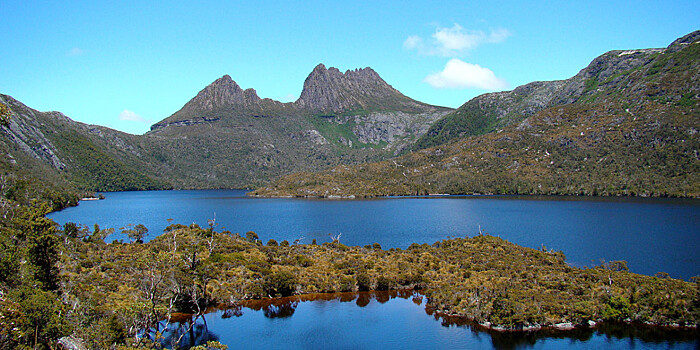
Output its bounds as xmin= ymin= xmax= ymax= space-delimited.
xmin=411 ymin=33 xmax=697 ymax=150
xmin=252 ymin=31 xmax=700 ymax=198
xmin=0 ymin=95 xmax=172 ymax=211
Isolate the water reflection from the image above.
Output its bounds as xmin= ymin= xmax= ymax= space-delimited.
xmin=429 ymin=310 xmax=699 ymax=350
xmin=157 ymin=291 xmax=698 ymax=349
xmin=159 ymin=315 xmax=219 ymax=349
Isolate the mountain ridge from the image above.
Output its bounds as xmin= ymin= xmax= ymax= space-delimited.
xmin=295 ymin=63 xmax=439 ymax=114
xmin=2 ymin=63 xmax=453 ymax=192
xmin=412 ymin=31 xmax=700 ymax=150
xmin=152 ymin=63 xmax=450 ymax=132
xmin=1 ymin=31 xmax=697 ymax=197
xmin=253 ymin=30 xmax=700 ymax=198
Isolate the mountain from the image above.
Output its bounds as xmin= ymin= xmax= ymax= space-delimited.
xmin=252 ymin=31 xmax=700 ymax=198
xmin=295 ymin=64 xmax=436 ymax=114
xmin=144 ymin=65 xmax=451 ymax=188
xmin=0 ymin=94 xmax=171 ymax=209
xmin=412 ymin=34 xmax=692 ymax=150
xmin=0 ymin=64 xmax=452 ymax=194
xmin=151 ymin=75 xmax=298 ymax=131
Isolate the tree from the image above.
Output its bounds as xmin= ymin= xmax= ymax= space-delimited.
xmin=63 ymin=222 xmax=79 ymax=238
xmin=28 ymin=229 xmax=60 ymax=291
xmin=356 ymin=271 xmax=371 ymax=291
xmin=245 ymin=231 xmax=259 ymax=243
xmin=13 ymin=288 xmax=70 ymax=349
xmin=20 ymin=205 xmax=61 ymax=291
xmin=124 ymin=224 xmax=148 ymax=243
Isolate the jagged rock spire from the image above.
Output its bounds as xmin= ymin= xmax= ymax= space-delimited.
xmin=295 ymin=64 xmax=403 ymax=113
xmin=184 ymin=74 xmax=261 ymax=111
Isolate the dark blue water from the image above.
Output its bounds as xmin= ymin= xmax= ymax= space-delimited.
xmin=48 ymin=189 xmax=700 ymax=280
xmin=49 ymin=190 xmax=700 ymax=349
xmin=160 ymin=291 xmax=698 ymax=350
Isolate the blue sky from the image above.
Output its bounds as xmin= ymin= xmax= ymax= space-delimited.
xmin=1 ymin=1 xmax=697 ymax=135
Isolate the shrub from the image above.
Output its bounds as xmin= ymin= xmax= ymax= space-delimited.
xmin=263 ymin=271 xmax=297 ymax=297
xmin=356 ymin=271 xmax=371 ymax=291
xmin=602 ymin=296 xmax=631 ymax=320
xmin=376 ymin=276 xmax=393 ymax=291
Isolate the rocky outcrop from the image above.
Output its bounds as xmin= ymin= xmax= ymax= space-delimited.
xmin=414 ymin=80 xmax=566 ymax=149
xmin=297 ymin=64 xmax=396 ymax=112
xmin=181 ymin=75 xmax=263 ymax=111
xmin=295 ymin=64 xmax=445 ymax=114
xmin=344 ymin=111 xmax=446 ymax=150
xmin=152 ymin=75 xmax=297 ymax=130
xmin=665 ymin=30 xmax=700 ymax=53
xmin=57 ymin=336 xmax=88 ymax=350
xmin=0 ymin=95 xmax=66 ymax=169
xmin=150 ymin=116 xmax=221 ymax=131
xmin=551 ymin=48 xmax=664 ymax=106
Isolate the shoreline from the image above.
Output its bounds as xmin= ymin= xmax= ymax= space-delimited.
xmin=167 ymin=289 xmax=700 ymax=336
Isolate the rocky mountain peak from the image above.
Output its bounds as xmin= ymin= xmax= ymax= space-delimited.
xmin=185 ymin=74 xmax=261 ymax=111
xmin=154 ymin=64 xmax=450 ymax=132
xmin=295 ymin=63 xmax=407 ymax=113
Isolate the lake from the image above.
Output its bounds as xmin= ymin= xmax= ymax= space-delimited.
xmin=48 ymin=190 xmax=700 ymax=349
xmin=48 ymin=189 xmax=700 ymax=280
xmin=158 ymin=291 xmax=698 ymax=350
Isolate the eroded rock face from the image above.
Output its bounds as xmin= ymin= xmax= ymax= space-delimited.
xmin=150 ymin=117 xmax=221 ymax=131
xmin=296 ymin=64 xmax=397 ymax=113
xmin=184 ymin=75 xmax=262 ymax=111
xmin=0 ymin=95 xmax=66 ymax=170
xmin=152 ymin=75 xmax=297 ymax=131
xmin=349 ymin=111 xmax=445 ymax=144
xmin=295 ymin=64 xmax=445 ymax=114
xmin=552 ymin=48 xmax=665 ymax=105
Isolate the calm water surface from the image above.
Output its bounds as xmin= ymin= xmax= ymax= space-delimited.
xmin=160 ymin=291 xmax=698 ymax=350
xmin=49 ymin=189 xmax=700 ymax=279
xmin=49 ymin=190 xmax=700 ymax=349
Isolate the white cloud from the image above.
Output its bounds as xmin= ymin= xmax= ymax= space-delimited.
xmin=405 ymin=24 xmax=511 ymax=56
xmin=486 ymin=28 xmax=511 ymax=43
xmin=424 ymin=58 xmax=508 ymax=90
xmin=67 ymin=47 xmax=85 ymax=56
xmin=118 ymin=110 xmax=151 ymax=123
xmin=403 ymin=35 xmax=423 ymax=49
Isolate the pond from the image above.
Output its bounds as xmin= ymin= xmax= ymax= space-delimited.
xmin=157 ymin=291 xmax=699 ymax=350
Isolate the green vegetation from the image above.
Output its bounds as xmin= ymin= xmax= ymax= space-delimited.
xmin=308 ymin=115 xmax=362 ymax=148
xmin=2 ymin=207 xmax=697 ymax=349
xmin=308 ymin=115 xmax=388 ymax=150
xmin=52 ymin=129 xmax=169 ymax=191
xmin=413 ymin=104 xmax=500 ymax=150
